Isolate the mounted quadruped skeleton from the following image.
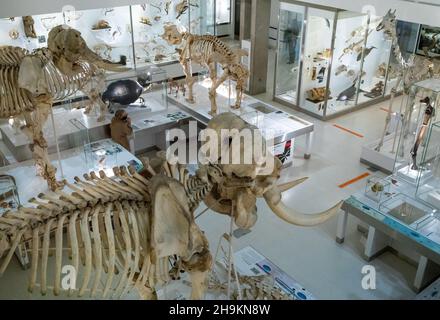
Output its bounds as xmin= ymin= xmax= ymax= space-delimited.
xmin=0 ymin=113 xmax=342 ymax=300
xmin=375 ymin=10 xmax=440 ymax=153
xmin=162 ymin=24 xmax=249 ymax=115
xmin=0 ymin=25 xmax=128 ymax=191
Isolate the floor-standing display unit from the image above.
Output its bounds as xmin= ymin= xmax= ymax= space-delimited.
xmin=337 ymin=80 xmax=440 ymax=292
xmin=273 ymin=1 xmax=396 ymax=120
xmin=395 ymin=79 xmax=440 ymax=186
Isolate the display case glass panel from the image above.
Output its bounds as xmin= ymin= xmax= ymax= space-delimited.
xmin=66 ymin=6 xmax=134 ymax=68
xmin=0 ymin=12 xmax=64 ymax=51
xmin=274 ymin=2 xmax=305 ymax=105
xmin=191 ymin=0 xmax=214 ymax=34
xmin=395 ymin=79 xmax=440 ymax=185
xmin=365 ymin=175 xmax=391 ymax=203
xmin=298 ymin=7 xmax=335 ymax=116
xmin=216 ymin=0 xmax=232 ymax=25
xmin=132 ymin=2 xmax=189 ymax=68
xmin=326 ymin=11 xmax=368 ymax=116
xmin=379 ymin=193 xmax=437 ymax=227
xmin=416 ymin=121 xmax=440 ymax=209
xmin=357 ymin=15 xmax=392 ymax=105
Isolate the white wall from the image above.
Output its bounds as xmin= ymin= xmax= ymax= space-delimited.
xmin=0 ymin=0 xmax=144 ymax=18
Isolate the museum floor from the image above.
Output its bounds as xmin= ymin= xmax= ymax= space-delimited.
xmin=194 ymin=93 xmax=417 ymax=300
xmin=0 ymin=90 xmax=417 ymax=299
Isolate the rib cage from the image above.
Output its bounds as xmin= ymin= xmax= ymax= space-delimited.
xmin=0 ymin=46 xmax=34 ymax=117
xmin=0 ymin=46 xmax=99 ymax=118
xmin=0 ymin=167 xmax=172 ymax=299
xmin=41 ymin=58 xmax=95 ymax=102
xmin=183 ymin=33 xmax=236 ymax=65
xmin=184 ymin=175 xmax=213 ymax=212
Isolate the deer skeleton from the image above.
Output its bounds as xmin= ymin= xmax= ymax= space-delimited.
xmin=0 ymin=113 xmax=342 ymax=300
xmin=0 ymin=25 xmax=127 ymax=191
xmin=162 ymin=24 xmax=249 ymax=115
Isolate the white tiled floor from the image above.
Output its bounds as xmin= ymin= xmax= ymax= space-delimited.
xmin=188 ymin=92 xmax=417 ymax=300
xmin=0 ymin=79 xmax=419 ymax=299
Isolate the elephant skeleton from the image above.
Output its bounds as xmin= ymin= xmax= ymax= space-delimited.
xmin=162 ymin=24 xmax=249 ymax=115
xmin=0 ymin=113 xmax=342 ymax=299
xmin=0 ymin=25 xmax=127 ymax=191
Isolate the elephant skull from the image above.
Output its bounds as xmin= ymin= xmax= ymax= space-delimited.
xmin=47 ymin=25 xmax=128 ymax=75
xmin=199 ymin=113 xmax=342 ymax=229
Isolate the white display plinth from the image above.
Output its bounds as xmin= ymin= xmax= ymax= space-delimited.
xmin=397 ymin=165 xmax=433 ymax=185
xmin=168 ymin=80 xmax=315 ymax=162
xmin=361 ymin=133 xmax=400 ymax=173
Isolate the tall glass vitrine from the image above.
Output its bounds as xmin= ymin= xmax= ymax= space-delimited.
xmin=273 ymin=1 xmax=400 ymax=120
xmin=274 ymin=2 xmax=305 ymax=105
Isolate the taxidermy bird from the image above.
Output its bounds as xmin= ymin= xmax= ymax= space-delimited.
xmin=337 ymin=80 xmax=365 ymax=102
xmin=357 ymin=46 xmax=376 ymax=61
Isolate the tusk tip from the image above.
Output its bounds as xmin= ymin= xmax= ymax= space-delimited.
xmin=277 ymin=177 xmax=309 ymax=192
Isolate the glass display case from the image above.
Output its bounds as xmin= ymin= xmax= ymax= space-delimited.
xmin=274 ymin=2 xmax=305 ymax=105
xmin=272 ymin=2 xmax=413 ymax=120
xmin=131 ymin=2 xmax=188 ymax=68
xmin=416 ymin=120 xmax=440 ymax=209
xmin=356 ymin=15 xmax=393 ymax=106
xmin=365 ymin=175 xmax=391 ymax=203
xmin=326 ymin=10 xmax=368 ymax=116
xmin=215 ymin=0 xmax=232 ymax=25
xmin=66 ymin=6 xmax=134 ymax=68
xmin=0 ymin=1 xmax=220 ymax=71
xmin=299 ymin=7 xmax=335 ymax=116
xmin=395 ymin=79 xmax=440 ymax=185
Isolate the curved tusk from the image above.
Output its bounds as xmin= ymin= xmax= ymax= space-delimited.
xmin=83 ymin=47 xmax=130 ymax=72
xmin=264 ymin=187 xmax=342 ymax=226
xmin=277 ymin=177 xmax=308 ymax=193
xmin=94 ymin=60 xmax=130 ymax=72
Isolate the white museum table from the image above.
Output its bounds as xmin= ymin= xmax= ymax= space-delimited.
xmin=0 ymin=89 xmax=191 ymax=163
xmin=167 ymin=79 xmax=315 ymax=160
xmin=336 ymin=175 xmax=440 ymax=292
xmin=0 ymin=139 xmax=144 ymax=207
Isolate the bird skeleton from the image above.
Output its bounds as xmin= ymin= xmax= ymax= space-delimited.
xmin=0 ymin=113 xmax=342 ymax=300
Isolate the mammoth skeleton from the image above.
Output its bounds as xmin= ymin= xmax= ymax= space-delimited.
xmin=0 ymin=25 xmax=127 ymax=191
xmin=0 ymin=113 xmax=342 ymax=299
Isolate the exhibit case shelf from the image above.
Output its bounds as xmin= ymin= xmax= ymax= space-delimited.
xmin=273 ymin=1 xmax=397 ymax=120
xmin=0 ymin=1 xmax=232 ymax=70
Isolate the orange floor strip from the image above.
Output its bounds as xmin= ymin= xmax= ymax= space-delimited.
xmin=333 ymin=124 xmax=364 ymax=138
xmin=380 ymin=107 xmax=391 ymax=113
xmin=338 ymin=172 xmax=370 ymax=189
